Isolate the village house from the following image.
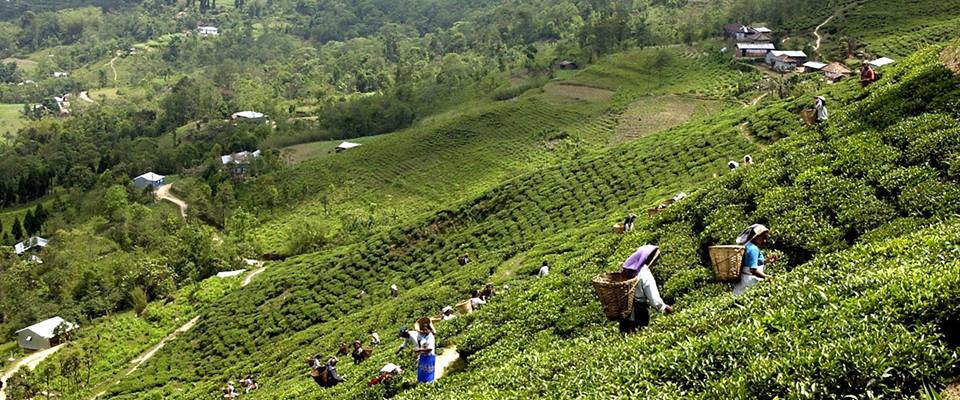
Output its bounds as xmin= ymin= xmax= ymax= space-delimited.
xmin=736 ymin=42 xmax=775 ymax=58
xmin=221 ymin=150 xmax=262 ymax=178
xmin=765 ymin=50 xmax=808 ymax=71
xmin=198 ymin=26 xmax=219 ymax=37
xmin=14 ymin=236 xmax=49 ymax=255
xmin=802 ymin=61 xmax=827 ymax=73
xmin=823 ymin=62 xmax=852 ymax=81
xmin=15 ymin=316 xmax=76 ymax=350
xmin=133 ymin=172 xmax=165 ymax=189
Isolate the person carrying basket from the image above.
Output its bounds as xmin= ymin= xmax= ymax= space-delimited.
xmin=618 ymin=244 xmax=673 ymax=333
xmin=733 ymin=224 xmax=778 ymax=296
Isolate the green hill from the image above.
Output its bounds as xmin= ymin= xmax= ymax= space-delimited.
xmin=87 ymin=39 xmax=960 ymax=399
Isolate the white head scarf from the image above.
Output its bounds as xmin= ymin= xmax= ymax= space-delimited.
xmin=736 ymin=224 xmax=769 ymax=245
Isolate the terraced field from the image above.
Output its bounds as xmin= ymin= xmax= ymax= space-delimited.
xmin=242 ymin=47 xmax=751 ymax=253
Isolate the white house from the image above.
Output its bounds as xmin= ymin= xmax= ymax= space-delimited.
xmin=231 ymin=111 xmax=266 ymax=120
xmin=216 ymin=269 xmax=246 ymax=278
xmin=335 ymin=142 xmax=362 ymax=153
xmin=16 ymin=317 xmax=76 ymax=350
xmin=198 ymin=26 xmax=219 ymax=37
xmin=867 ymin=57 xmax=895 ymax=68
xmin=220 ymin=150 xmax=262 ymax=165
xmin=133 ymin=172 xmax=165 ymax=189
xmin=736 ymin=42 xmax=775 ymax=58
xmin=765 ymin=50 xmax=808 ymax=71
xmin=52 ymin=71 xmax=69 ymax=78
xmin=14 ymin=236 xmax=49 ymax=255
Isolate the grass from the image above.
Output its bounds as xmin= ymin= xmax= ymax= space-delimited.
xmin=0 ymin=103 xmax=27 ymax=143
xmin=611 ymin=94 xmax=731 ymax=144
xmin=279 ymin=133 xmax=393 ymax=165
xmin=822 ymin=0 xmax=960 ymax=58
xmin=0 ymin=197 xmax=53 ymax=243
xmin=1 ymin=57 xmax=38 ymax=73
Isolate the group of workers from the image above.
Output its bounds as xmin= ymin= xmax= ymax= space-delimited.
xmin=615 ymin=222 xmax=776 ymax=333
xmin=222 ymin=375 xmax=259 ymax=398
xmin=306 ymin=284 xmax=499 ymax=389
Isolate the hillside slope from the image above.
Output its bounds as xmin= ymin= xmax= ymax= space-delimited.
xmin=106 ymin=41 xmax=960 ymax=399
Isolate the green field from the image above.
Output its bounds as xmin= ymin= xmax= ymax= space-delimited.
xmin=0 ymin=104 xmax=26 ymax=143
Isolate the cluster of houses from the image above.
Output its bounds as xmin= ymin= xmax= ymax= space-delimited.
xmin=724 ymin=23 xmax=895 ymax=81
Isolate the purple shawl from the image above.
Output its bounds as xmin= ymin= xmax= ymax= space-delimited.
xmin=622 ymin=245 xmax=660 ymax=272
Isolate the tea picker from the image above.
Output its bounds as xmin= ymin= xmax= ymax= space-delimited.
xmin=593 ymin=244 xmax=673 ymax=334
xmin=732 ymin=224 xmax=777 ymax=296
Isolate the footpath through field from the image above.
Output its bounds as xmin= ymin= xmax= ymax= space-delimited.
xmin=0 ymin=344 xmax=66 ymax=400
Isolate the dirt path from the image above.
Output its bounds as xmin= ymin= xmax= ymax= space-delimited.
xmin=105 ymin=56 xmax=118 ymax=82
xmin=155 ymin=184 xmax=188 ymax=219
xmin=0 ymin=344 xmax=66 ymax=400
xmin=744 ymin=93 xmax=768 ymax=108
xmin=242 ymin=264 xmax=267 ymax=287
xmin=125 ymin=316 xmax=199 ymax=377
xmin=434 ymin=346 xmax=460 ymax=380
xmin=79 ymin=91 xmax=96 ymax=104
xmin=813 ymin=14 xmax=835 ymax=53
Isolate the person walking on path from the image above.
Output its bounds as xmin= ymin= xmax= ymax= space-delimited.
xmin=618 ymin=245 xmax=673 ymax=333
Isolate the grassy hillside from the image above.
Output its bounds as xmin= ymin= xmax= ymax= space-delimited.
xmin=821 ymin=0 xmax=960 ymax=59
xmin=100 ymin=40 xmax=960 ymax=399
xmin=242 ymin=46 xmax=751 ymax=254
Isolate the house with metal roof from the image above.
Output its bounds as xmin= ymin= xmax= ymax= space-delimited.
xmin=14 ymin=236 xmax=49 ymax=255
xmin=15 ymin=317 xmax=76 ymax=350
xmin=133 ymin=172 xmax=165 ymax=189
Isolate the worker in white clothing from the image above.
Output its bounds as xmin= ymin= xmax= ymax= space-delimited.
xmin=618 ymin=244 xmax=674 ymax=333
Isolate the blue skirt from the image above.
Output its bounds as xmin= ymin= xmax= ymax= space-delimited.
xmin=417 ymin=354 xmax=436 ymax=383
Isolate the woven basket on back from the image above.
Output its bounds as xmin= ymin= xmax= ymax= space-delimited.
xmin=455 ymin=299 xmax=473 ymax=315
xmin=801 ymin=109 xmax=817 ymax=125
xmin=709 ymin=245 xmax=745 ymax=282
xmin=592 ymin=272 xmax=639 ymax=320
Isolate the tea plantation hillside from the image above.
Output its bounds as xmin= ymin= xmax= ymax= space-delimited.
xmin=95 ymin=40 xmax=960 ymax=400
xmin=241 ymin=46 xmax=748 ymax=254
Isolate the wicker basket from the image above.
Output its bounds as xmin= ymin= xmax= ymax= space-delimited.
xmin=455 ymin=300 xmax=473 ymax=315
xmin=592 ymin=272 xmax=639 ymax=320
xmin=709 ymin=245 xmax=745 ymax=282
xmin=801 ymin=109 xmax=817 ymax=125
xmin=612 ymin=223 xmax=625 ymax=234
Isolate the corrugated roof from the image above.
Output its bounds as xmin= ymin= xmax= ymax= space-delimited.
xmin=868 ymin=57 xmax=895 ymax=67
xmin=16 ymin=317 xmax=75 ymax=338
xmin=232 ymin=111 xmax=265 ymax=119
xmin=737 ymin=43 xmax=775 ymax=50
xmin=803 ymin=61 xmax=827 ymax=70
xmin=135 ymin=172 xmax=165 ymax=181
xmin=337 ymin=142 xmax=362 ymax=149
xmin=771 ymin=50 xmax=807 ymax=58
xmin=753 ymin=27 xmax=772 ymax=33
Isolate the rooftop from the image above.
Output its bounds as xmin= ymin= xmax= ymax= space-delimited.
xmin=16 ymin=316 xmax=76 ymax=338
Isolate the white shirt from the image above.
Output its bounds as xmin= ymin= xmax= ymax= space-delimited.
xmin=470 ymin=297 xmax=486 ymax=308
xmin=371 ymin=332 xmax=380 ymax=344
xmin=416 ymin=332 xmax=436 ymax=356
xmin=391 ymin=284 xmax=398 ymax=291
xmin=635 ymin=268 xmax=668 ymax=313
xmin=538 ymin=266 xmax=549 ymax=277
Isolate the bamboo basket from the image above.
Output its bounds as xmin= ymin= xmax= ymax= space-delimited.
xmin=801 ymin=109 xmax=817 ymax=125
xmin=709 ymin=245 xmax=745 ymax=282
xmin=455 ymin=299 xmax=473 ymax=315
xmin=592 ymin=272 xmax=639 ymax=320
xmin=612 ymin=223 xmax=625 ymax=234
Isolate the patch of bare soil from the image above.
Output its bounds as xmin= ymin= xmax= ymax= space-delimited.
xmin=542 ymin=83 xmax=614 ymax=103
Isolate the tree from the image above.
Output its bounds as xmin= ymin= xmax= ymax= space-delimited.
xmin=10 ymin=216 xmax=23 ymax=240
xmin=129 ymin=286 xmax=148 ymax=316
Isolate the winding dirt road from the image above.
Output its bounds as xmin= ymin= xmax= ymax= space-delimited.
xmin=0 ymin=344 xmax=66 ymax=400
xmin=813 ymin=14 xmax=835 ymax=53
xmin=155 ymin=184 xmax=188 ymax=219
xmin=105 ymin=56 xmax=118 ymax=82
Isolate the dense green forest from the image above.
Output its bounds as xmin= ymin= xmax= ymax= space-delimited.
xmin=1 ymin=0 xmax=960 ymax=398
